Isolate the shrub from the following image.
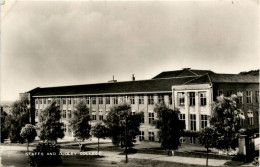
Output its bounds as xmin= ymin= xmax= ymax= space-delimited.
xmin=28 ymin=142 xmax=62 ymax=166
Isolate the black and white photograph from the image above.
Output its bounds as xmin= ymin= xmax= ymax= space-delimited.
xmin=0 ymin=0 xmax=259 ymax=166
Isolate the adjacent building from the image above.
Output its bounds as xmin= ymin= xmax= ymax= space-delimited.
xmin=24 ymin=68 xmax=259 ymax=143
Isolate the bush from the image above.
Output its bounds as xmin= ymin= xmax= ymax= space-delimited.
xmin=28 ymin=142 xmax=62 ymax=166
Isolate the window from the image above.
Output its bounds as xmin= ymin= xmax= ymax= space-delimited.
xmin=246 ymin=91 xmax=252 ymax=103
xmin=73 ymin=98 xmax=77 ymax=104
xmin=238 ymin=112 xmax=245 ymax=127
xmin=63 ymin=110 xmax=66 ymax=119
xmin=139 ymin=95 xmax=144 ymax=104
xmin=92 ymin=97 xmax=96 ymax=105
xmin=148 ymin=132 xmax=154 ymax=141
xmin=226 ymin=90 xmax=233 ymax=97
xmin=56 ymin=99 xmax=60 ymax=105
xmin=218 ymin=90 xmax=223 ymax=96
xmin=189 ymin=92 xmax=195 ymax=106
xmin=68 ymin=110 xmax=72 ymax=119
xmin=168 ymin=94 xmax=172 ymax=105
xmin=62 ymin=99 xmax=66 ymax=105
xmin=86 ymin=97 xmax=90 ymax=105
xmin=106 ymin=97 xmax=110 ymax=104
xmin=43 ymin=99 xmax=46 ymax=104
xmin=35 ymin=110 xmax=38 ymax=117
xmin=248 ymin=110 xmax=254 ymax=126
xmin=201 ymin=115 xmax=207 ymax=129
xmin=113 ymin=97 xmax=118 ymax=104
xmin=98 ymin=97 xmax=103 ymax=104
xmin=200 ymin=92 xmax=206 ymax=106
xmin=178 ymin=92 xmax=185 ymax=106
xmin=158 ymin=95 xmax=164 ymax=104
xmin=148 ymin=112 xmax=154 ymax=124
xmin=256 ymin=91 xmax=259 ymax=103
xmin=139 ymin=131 xmax=144 ymax=141
xmin=190 ymin=137 xmax=196 ymax=144
xmin=131 ymin=110 xmax=136 ymax=115
xmin=99 ymin=115 xmax=103 ymax=121
xmin=92 ymin=111 xmax=96 ymax=120
xmin=130 ymin=96 xmax=135 ymax=104
xmin=39 ymin=99 xmax=42 ymax=104
xmin=179 ymin=114 xmax=185 ymax=129
xmin=68 ymin=99 xmax=71 ymax=105
xmin=237 ymin=91 xmax=243 ymax=104
xmin=148 ymin=95 xmax=154 ymax=105
xmin=63 ymin=124 xmax=67 ymax=132
xmin=190 ymin=114 xmax=196 ymax=131
xmin=35 ymin=99 xmax=38 ymax=104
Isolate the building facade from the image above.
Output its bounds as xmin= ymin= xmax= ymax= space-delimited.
xmin=25 ymin=68 xmax=259 ymax=143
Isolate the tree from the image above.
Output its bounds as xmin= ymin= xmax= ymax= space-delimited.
xmin=198 ymin=127 xmax=217 ymax=166
xmin=105 ymin=103 xmax=143 ymax=148
xmin=70 ymin=101 xmax=91 ymax=142
xmin=91 ymin=122 xmax=109 ymax=154
xmin=105 ymin=103 xmax=143 ymax=163
xmin=20 ymin=124 xmax=37 ymax=152
xmin=9 ymin=95 xmax=30 ymax=143
xmin=1 ymin=111 xmax=10 ymax=143
xmin=210 ymin=95 xmax=244 ymax=151
xmin=38 ymin=101 xmax=64 ymax=143
xmin=154 ymin=103 xmax=184 ymax=152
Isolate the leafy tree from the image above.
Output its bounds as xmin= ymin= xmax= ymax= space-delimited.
xmin=104 ymin=103 xmax=143 ymax=148
xmin=210 ymin=95 xmax=244 ymax=151
xmin=91 ymin=122 xmax=109 ymax=154
xmin=1 ymin=111 xmax=10 ymax=143
xmin=38 ymin=101 xmax=64 ymax=143
xmin=198 ymin=127 xmax=217 ymax=166
xmin=20 ymin=124 xmax=37 ymax=152
xmin=154 ymin=103 xmax=184 ymax=151
xmin=9 ymin=95 xmax=30 ymax=143
xmin=70 ymin=101 xmax=91 ymax=142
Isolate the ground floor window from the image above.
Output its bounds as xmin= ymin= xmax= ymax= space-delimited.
xmin=139 ymin=131 xmax=144 ymax=141
xmin=148 ymin=132 xmax=154 ymax=141
xmin=92 ymin=115 xmax=96 ymax=120
xmin=190 ymin=137 xmax=196 ymax=144
xmin=180 ymin=136 xmax=186 ymax=143
xmin=99 ymin=115 xmax=103 ymax=121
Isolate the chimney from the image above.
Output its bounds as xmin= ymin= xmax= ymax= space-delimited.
xmin=108 ymin=75 xmax=117 ymax=83
xmin=132 ymin=74 xmax=135 ymax=81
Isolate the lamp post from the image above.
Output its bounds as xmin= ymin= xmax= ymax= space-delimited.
xmin=125 ymin=115 xmax=128 ymax=163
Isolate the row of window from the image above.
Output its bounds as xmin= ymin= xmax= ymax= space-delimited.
xmin=218 ymin=90 xmax=259 ymax=104
xmin=177 ymin=92 xmax=207 ymax=106
xmin=35 ymin=94 xmax=173 ymax=105
xmin=139 ymin=131 xmax=155 ymax=141
xmin=179 ymin=114 xmax=208 ymax=131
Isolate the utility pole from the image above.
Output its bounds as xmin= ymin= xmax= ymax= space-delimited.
xmin=125 ymin=115 xmax=128 ymax=163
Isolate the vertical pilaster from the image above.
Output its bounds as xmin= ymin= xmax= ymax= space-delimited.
xmin=184 ymin=92 xmax=189 ymax=130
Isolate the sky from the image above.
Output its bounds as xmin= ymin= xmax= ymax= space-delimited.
xmin=1 ymin=0 xmax=259 ymax=101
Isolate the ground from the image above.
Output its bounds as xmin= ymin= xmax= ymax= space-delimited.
xmin=1 ymin=138 xmax=256 ymax=167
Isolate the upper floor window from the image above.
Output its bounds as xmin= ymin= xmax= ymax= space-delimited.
xmin=139 ymin=95 xmax=144 ymax=104
xmin=39 ymin=99 xmax=42 ymax=104
xmin=246 ymin=91 xmax=252 ymax=104
xmin=43 ymin=99 xmax=46 ymax=104
xmin=200 ymin=92 xmax=206 ymax=106
xmin=256 ymin=91 xmax=259 ymax=103
xmin=99 ymin=97 xmax=103 ymax=104
xmin=35 ymin=99 xmax=38 ymax=104
xmin=218 ymin=90 xmax=223 ymax=96
xmin=63 ymin=110 xmax=66 ymax=119
xmin=85 ymin=97 xmax=89 ymax=105
xmin=68 ymin=110 xmax=72 ymax=119
xmin=92 ymin=97 xmax=96 ymax=105
xmin=148 ymin=112 xmax=154 ymax=124
xmin=148 ymin=95 xmax=154 ymax=105
xmin=113 ymin=97 xmax=118 ymax=104
xmin=226 ymin=90 xmax=233 ymax=97
xmin=178 ymin=92 xmax=185 ymax=106
xmin=99 ymin=115 xmax=103 ymax=121
xmin=35 ymin=110 xmax=38 ymax=117
xmin=168 ymin=94 xmax=172 ymax=105
xmin=68 ymin=99 xmax=71 ymax=105
xmin=189 ymin=92 xmax=195 ymax=106
xmin=247 ymin=110 xmax=254 ymax=126
xmin=237 ymin=91 xmax=243 ymax=104
xmin=148 ymin=132 xmax=154 ymax=141
xmin=106 ymin=97 xmax=110 ymax=104
xmin=62 ymin=99 xmax=66 ymax=105
xmin=73 ymin=98 xmax=77 ymax=104
xmin=158 ymin=95 xmax=164 ymax=104
xmin=130 ymin=96 xmax=135 ymax=104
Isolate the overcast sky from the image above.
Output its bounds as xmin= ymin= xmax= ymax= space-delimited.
xmin=1 ymin=0 xmax=259 ymax=101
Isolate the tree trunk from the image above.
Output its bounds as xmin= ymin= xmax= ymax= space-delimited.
xmin=27 ymin=141 xmax=29 ymax=153
xmin=206 ymin=147 xmax=209 ymax=166
xmin=98 ymin=138 xmax=100 ymax=155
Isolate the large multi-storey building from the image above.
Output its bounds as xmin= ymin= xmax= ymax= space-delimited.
xmin=24 ymin=68 xmax=259 ymax=143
